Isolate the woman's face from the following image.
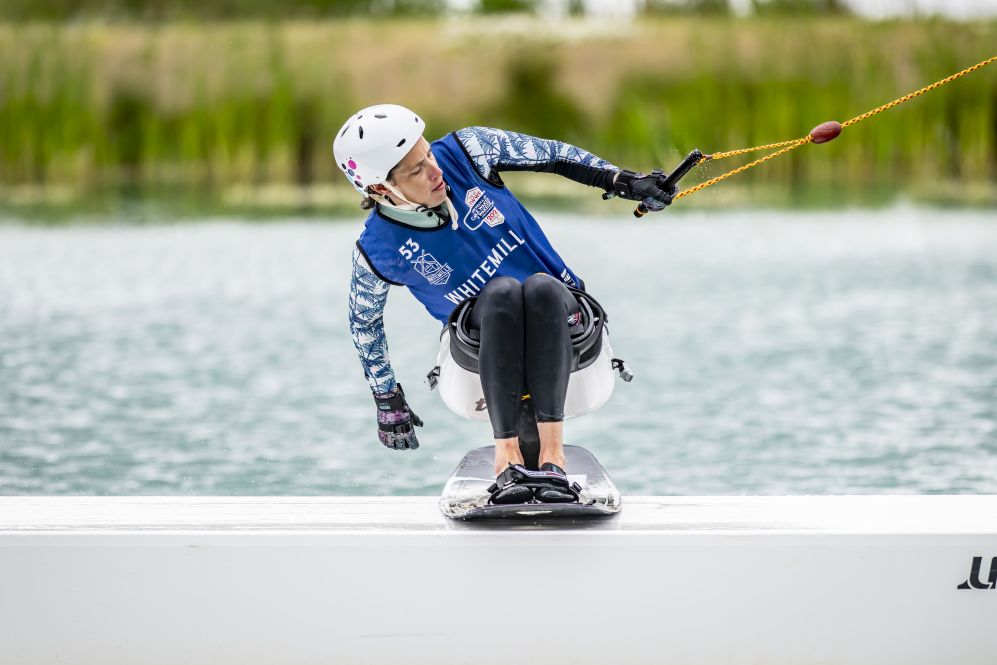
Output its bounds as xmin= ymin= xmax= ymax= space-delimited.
xmin=373 ymin=137 xmax=447 ymax=208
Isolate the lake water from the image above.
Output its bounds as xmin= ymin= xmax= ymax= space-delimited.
xmin=2 ymin=208 xmax=996 ymax=496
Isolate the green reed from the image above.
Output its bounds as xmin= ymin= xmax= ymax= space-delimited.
xmin=0 ymin=17 xmax=993 ymax=211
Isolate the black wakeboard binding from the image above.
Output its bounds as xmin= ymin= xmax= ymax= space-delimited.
xmin=487 ymin=462 xmax=584 ymax=505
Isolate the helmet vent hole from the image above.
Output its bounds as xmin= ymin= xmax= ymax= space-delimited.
xmin=396 ymin=138 xmax=406 ymax=148
xmin=340 ymin=125 xmax=349 ymax=138
xmin=358 ymin=126 xmax=364 ymax=139
xmin=375 ymin=113 xmax=387 ymax=119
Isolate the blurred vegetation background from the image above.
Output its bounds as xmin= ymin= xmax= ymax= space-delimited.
xmin=0 ymin=0 xmax=994 ymax=216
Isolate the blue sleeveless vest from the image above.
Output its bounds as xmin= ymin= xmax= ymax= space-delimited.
xmin=356 ymin=133 xmax=582 ymax=323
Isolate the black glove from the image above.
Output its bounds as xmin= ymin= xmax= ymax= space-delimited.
xmin=373 ymin=383 xmax=423 ymax=451
xmin=609 ymin=169 xmax=678 ymax=212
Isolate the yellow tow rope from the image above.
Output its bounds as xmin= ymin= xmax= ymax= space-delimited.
xmin=674 ymin=54 xmax=997 ymax=202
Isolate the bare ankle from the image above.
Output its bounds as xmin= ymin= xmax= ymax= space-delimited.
xmin=537 ymin=421 xmax=566 ymax=470
xmin=539 ymin=453 xmax=567 ymax=470
xmin=494 ymin=437 xmax=524 ymax=475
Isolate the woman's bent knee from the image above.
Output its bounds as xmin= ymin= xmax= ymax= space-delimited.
xmin=523 ymin=273 xmax=565 ymax=304
xmin=482 ymin=276 xmax=521 ymax=304
xmin=475 ymin=276 xmax=522 ymax=317
xmin=472 ymin=276 xmax=523 ymax=333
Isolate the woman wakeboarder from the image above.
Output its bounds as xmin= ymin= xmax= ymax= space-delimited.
xmin=339 ymin=104 xmax=673 ymax=504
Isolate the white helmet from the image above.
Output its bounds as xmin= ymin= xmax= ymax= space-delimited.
xmin=332 ymin=104 xmax=426 ymax=194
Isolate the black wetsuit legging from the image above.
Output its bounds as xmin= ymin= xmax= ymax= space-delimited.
xmin=469 ymin=273 xmax=582 ymax=439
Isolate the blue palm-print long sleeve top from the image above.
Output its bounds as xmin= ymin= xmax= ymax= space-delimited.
xmin=348 ymin=127 xmax=618 ymax=395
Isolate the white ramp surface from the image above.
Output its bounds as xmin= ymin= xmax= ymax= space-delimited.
xmin=2 ymin=496 xmax=996 ymax=665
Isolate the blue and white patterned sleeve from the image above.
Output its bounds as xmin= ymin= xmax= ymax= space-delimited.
xmin=454 ymin=126 xmax=619 ymax=189
xmin=349 ymin=245 xmax=396 ymax=395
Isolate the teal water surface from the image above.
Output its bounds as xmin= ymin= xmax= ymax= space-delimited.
xmin=1 ymin=209 xmax=996 ymax=495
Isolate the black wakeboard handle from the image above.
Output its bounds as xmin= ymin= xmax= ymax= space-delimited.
xmin=634 ymin=148 xmax=703 ymax=218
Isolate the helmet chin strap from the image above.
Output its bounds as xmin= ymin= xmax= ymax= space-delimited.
xmin=375 ymin=182 xmax=459 ymax=231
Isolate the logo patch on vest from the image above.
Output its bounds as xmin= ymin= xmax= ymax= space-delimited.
xmin=398 ymin=238 xmax=453 ymax=286
xmin=413 ymin=251 xmax=453 ymax=286
xmin=463 ymin=187 xmax=505 ymax=231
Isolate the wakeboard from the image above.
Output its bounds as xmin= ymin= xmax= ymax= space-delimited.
xmin=439 ymin=444 xmax=622 ymax=520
